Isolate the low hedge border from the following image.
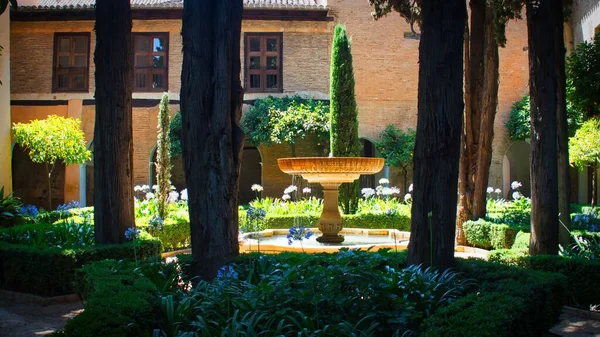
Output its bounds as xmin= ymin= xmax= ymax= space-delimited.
xmin=59 ymin=252 xmax=568 ymax=337
xmin=259 ymin=213 xmax=411 ymax=231
xmin=488 ymin=249 xmax=600 ymax=307
xmin=463 ymin=219 xmax=522 ymax=249
xmin=0 ymin=238 xmax=162 ymax=297
xmin=423 ymin=258 xmax=567 ymax=336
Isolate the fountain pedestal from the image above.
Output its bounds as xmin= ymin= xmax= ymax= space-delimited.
xmin=317 ymin=182 xmax=344 ymax=243
xmin=277 ymin=157 xmax=384 ymax=244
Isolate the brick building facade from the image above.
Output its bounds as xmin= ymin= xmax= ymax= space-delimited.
xmin=5 ymin=0 xmax=592 ymax=208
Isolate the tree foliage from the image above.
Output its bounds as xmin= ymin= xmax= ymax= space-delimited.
xmin=169 ymin=110 xmax=182 ymax=158
xmin=0 ymin=0 xmax=17 ymax=15
xmin=567 ymin=33 xmax=600 ymax=119
xmin=12 ymin=115 xmax=91 ymax=209
xmin=240 ymin=95 xmax=330 ymax=155
xmin=569 ymin=118 xmax=600 ymax=170
xmin=155 ymin=93 xmax=172 ymax=219
xmin=330 ymin=24 xmax=361 ymax=215
xmin=506 ymin=88 xmax=583 ymax=141
xmin=376 ymin=125 xmax=415 ymax=169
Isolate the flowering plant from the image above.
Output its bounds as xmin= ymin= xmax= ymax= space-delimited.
xmin=287 ymin=225 xmax=313 ymax=252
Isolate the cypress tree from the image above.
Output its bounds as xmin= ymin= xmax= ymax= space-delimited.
xmin=156 ymin=93 xmax=172 ymax=219
xmin=330 ymin=24 xmax=361 ymax=214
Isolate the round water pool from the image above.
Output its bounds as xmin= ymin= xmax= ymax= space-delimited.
xmin=240 ymin=228 xmax=410 ymax=253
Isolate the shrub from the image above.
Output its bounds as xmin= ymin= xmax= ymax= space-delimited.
xmin=146 ymin=217 xmax=190 ymax=251
xmin=258 ymin=213 xmax=411 ymax=231
xmin=0 ymin=186 xmax=23 ymax=227
xmin=489 ymin=251 xmax=600 ymax=307
xmin=59 ymin=260 xmax=169 ymax=337
xmin=511 ymin=231 xmax=530 ymax=249
xmin=422 ymin=258 xmax=567 ymax=337
xmin=463 ymin=219 xmax=521 ymax=250
xmin=0 ymin=237 xmax=161 ymax=296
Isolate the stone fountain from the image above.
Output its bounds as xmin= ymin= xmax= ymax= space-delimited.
xmin=277 ymin=157 xmax=384 ymax=243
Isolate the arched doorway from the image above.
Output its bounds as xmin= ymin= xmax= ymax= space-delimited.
xmin=359 ymin=138 xmax=387 ymax=190
xmin=238 ymin=146 xmax=262 ymax=205
xmin=12 ymin=144 xmax=65 ymax=209
xmin=503 ymin=141 xmax=530 ymax=199
xmin=85 ymin=141 xmax=94 ymax=206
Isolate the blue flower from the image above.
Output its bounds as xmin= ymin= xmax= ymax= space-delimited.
xmin=246 ymin=207 xmax=266 ymax=221
xmin=148 ymin=217 xmax=164 ymax=231
xmin=56 ymin=201 xmax=81 ymax=213
xmin=216 ymin=265 xmax=238 ymax=279
xmin=124 ymin=227 xmax=140 ymax=241
xmin=19 ymin=205 xmax=39 ymax=218
xmin=287 ymin=225 xmax=313 ymax=245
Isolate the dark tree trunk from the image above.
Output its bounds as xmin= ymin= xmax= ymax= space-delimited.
xmin=408 ymin=0 xmax=466 ymax=270
xmin=181 ymin=0 xmax=244 ymax=280
xmin=93 ymin=0 xmax=134 ymax=244
xmin=527 ymin=0 xmax=561 ymax=255
xmin=457 ymin=0 xmax=499 ymax=245
xmin=555 ymin=5 xmax=570 ymax=246
xmin=592 ymin=162 xmax=598 ymax=208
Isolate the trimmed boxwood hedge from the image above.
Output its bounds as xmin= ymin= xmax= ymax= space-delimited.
xmin=59 ymin=253 xmax=568 ymax=337
xmin=488 ymin=249 xmax=600 ymax=307
xmin=463 ymin=219 xmax=521 ymax=249
xmin=422 ymin=258 xmax=566 ymax=336
xmin=0 ymin=238 xmax=162 ymax=297
xmin=259 ymin=212 xmax=411 ymax=231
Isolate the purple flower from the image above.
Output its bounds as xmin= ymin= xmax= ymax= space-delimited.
xmin=124 ymin=227 xmax=140 ymax=241
xmin=287 ymin=225 xmax=313 ymax=245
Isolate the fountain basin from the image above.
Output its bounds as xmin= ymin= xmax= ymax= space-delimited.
xmin=277 ymin=157 xmax=385 ymax=243
xmin=240 ymin=228 xmax=410 ymax=253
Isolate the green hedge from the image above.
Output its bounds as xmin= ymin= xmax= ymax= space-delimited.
xmin=423 ymin=258 xmax=566 ymax=336
xmin=56 ymin=260 xmax=160 ymax=337
xmin=141 ymin=217 xmax=190 ymax=251
xmin=463 ymin=219 xmax=521 ymax=249
xmin=259 ymin=213 xmax=411 ymax=231
xmin=0 ymin=238 xmax=162 ymax=297
xmin=488 ymin=250 xmax=600 ymax=307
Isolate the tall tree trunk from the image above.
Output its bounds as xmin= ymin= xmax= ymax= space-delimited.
xmin=181 ymin=0 xmax=244 ymax=280
xmin=527 ymin=0 xmax=561 ymax=255
xmin=457 ymin=0 xmax=499 ymax=245
xmin=556 ymin=4 xmax=571 ymax=246
xmin=93 ymin=0 xmax=134 ymax=244
xmin=408 ymin=0 xmax=466 ymax=270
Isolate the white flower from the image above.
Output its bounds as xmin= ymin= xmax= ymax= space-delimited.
xmin=168 ymin=191 xmax=179 ymax=203
xmin=408 ymin=184 xmax=413 ymax=192
xmin=152 ymin=185 xmax=159 ymax=191
xmin=379 ymin=178 xmax=390 ymax=185
xmin=382 ymin=187 xmax=400 ymax=196
xmin=404 ymin=193 xmax=412 ymax=202
xmin=282 ymin=194 xmax=291 ymax=201
xmin=134 ymin=185 xmax=143 ymax=192
xmin=494 ymin=188 xmax=501 ymax=195
xmin=145 ymin=192 xmax=155 ymax=200
xmin=180 ymin=189 xmax=188 ymax=201
xmin=303 ymin=187 xmax=311 ymax=194
xmin=375 ymin=185 xmax=384 ymax=195
xmin=512 ymin=191 xmax=522 ymax=200
xmin=251 ymin=184 xmax=263 ymax=192
xmin=487 ymin=187 xmax=494 ymax=194
xmin=511 ymin=181 xmax=522 ymax=190
xmin=284 ymin=185 xmax=298 ymax=194
xmin=361 ymin=188 xmax=375 ymax=198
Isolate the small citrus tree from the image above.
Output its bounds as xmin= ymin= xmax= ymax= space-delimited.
xmin=12 ymin=115 xmax=91 ymax=209
xmin=569 ymin=118 xmax=600 ymax=207
xmin=376 ymin=125 xmax=416 ymax=194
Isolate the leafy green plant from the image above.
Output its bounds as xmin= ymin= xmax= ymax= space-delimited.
xmin=12 ymin=115 xmax=91 ymax=209
xmin=567 ymin=32 xmax=600 ymax=119
xmin=156 ymin=93 xmax=172 ymax=219
xmin=0 ymin=186 xmax=23 ymax=226
xmin=168 ymin=111 xmax=182 ymax=158
xmin=505 ymin=89 xmax=583 ymax=141
xmin=569 ymin=118 xmax=600 ymax=207
xmin=377 ymin=125 xmax=416 ymax=194
xmin=240 ymin=95 xmax=330 ymax=156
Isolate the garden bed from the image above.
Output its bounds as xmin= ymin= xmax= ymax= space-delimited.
xmin=56 ymin=250 xmax=567 ymax=337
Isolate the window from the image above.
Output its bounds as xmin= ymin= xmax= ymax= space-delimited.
xmin=133 ymin=33 xmax=169 ymax=92
xmin=53 ymin=33 xmax=90 ymax=92
xmin=245 ymin=33 xmax=282 ymax=93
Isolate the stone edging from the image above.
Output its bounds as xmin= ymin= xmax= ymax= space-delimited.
xmin=0 ymin=289 xmax=80 ymax=307
xmin=563 ymin=306 xmax=600 ymax=321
